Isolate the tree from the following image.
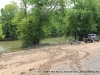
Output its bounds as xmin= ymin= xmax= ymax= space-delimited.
xmin=68 ymin=0 xmax=98 ymax=40
xmin=42 ymin=0 xmax=69 ymax=37
xmin=18 ymin=0 xmax=69 ymax=47
xmin=13 ymin=0 xmax=51 ymax=47
xmin=0 ymin=3 xmax=18 ymax=40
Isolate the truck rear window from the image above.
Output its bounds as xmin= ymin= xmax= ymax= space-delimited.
xmin=88 ymin=35 xmax=94 ymax=36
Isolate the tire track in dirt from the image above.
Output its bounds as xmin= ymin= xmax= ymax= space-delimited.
xmin=0 ymin=47 xmax=90 ymax=75
xmin=0 ymin=51 xmax=49 ymax=75
xmin=38 ymin=48 xmax=90 ymax=75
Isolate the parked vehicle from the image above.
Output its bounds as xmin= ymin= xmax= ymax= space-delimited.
xmin=83 ymin=34 xmax=100 ymax=43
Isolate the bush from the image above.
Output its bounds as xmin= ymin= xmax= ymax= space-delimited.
xmin=0 ymin=24 xmax=5 ymax=40
xmin=19 ymin=18 xmax=42 ymax=48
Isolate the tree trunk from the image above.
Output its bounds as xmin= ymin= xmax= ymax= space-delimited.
xmin=74 ymin=31 xmax=77 ymax=41
xmin=23 ymin=0 xmax=27 ymax=18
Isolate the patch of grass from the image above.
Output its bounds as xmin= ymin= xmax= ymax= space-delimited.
xmin=41 ymin=37 xmax=67 ymax=44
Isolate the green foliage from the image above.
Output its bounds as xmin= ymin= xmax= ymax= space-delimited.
xmin=43 ymin=0 xmax=69 ymax=37
xmin=1 ymin=0 xmax=100 ymax=47
xmin=68 ymin=0 xmax=98 ymax=40
xmin=0 ymin=3 xmax=18 ymax=40
xmin=0 ymin=24 xmax=5 ymax=40
xmin=18 ymin=16 xmax=44 ymax=48
xmin=19 ymin=18 xmax=34 ymax=47
xmin=12 ymin=10 xmax=24 ymax=25
xmin=17 ymin=0 xmax=54 ymax=47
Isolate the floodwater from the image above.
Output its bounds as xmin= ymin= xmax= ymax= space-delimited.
xmin=0 ymin=46 xmax=4 ymax=51
xmin=0 ymin=40 xmax=22 ymax=52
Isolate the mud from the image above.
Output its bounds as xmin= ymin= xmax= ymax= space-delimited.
xmin=0 ymin=42 xmax=100 ymax=75
xmin=38 ymin=49 xmax=90 ymax=75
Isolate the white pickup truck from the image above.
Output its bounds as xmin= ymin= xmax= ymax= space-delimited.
xmin=83 ymin=34 xmax=100 ymax=43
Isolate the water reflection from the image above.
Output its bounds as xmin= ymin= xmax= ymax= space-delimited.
xmin=0 ymin=46 xmax=4 ymax=51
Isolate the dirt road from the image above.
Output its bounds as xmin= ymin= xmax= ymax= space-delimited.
xmin=0 ymin=42 xmax=100 ymax=75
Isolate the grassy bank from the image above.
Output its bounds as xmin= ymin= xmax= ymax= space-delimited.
xmin=41 ymin=37 xmax=67 ymax=44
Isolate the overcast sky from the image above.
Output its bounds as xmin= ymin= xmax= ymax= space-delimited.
xmin=0 ymin=0 xmax=19 ymax=9
xmin=0 ymin=0 xmax=11 ymax=9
